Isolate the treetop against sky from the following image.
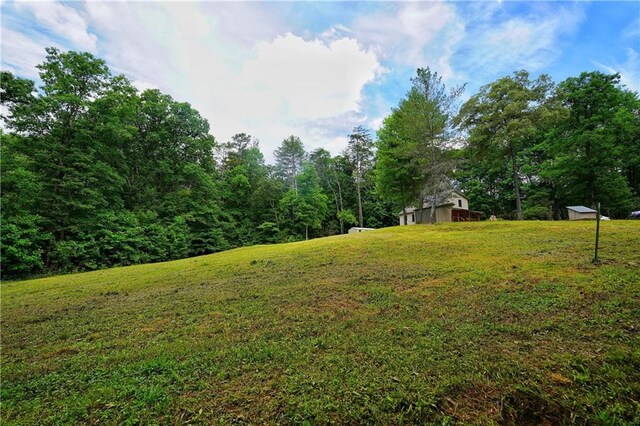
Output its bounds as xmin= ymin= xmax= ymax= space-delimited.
xmin=2 ymin=1 xmax=638 ymax=162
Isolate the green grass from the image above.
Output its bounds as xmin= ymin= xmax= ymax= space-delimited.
xmin=2 ymin=221 xmax=639 ymax=424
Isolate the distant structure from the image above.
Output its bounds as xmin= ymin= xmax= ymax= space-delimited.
xmin=348 ymin=227 xmax=375 ymax=234
xmin=399 ymin=190 xmax=482 ymax=225
xmin=567 ymin=206 xmax=597 ymax=220
xmin=398 ymin=207 xmax=418 ymax=226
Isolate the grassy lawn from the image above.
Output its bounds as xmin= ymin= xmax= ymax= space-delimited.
xmin=2 ymin=221 xmax=639 ymax=424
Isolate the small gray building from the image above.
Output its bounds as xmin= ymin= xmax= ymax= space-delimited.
xmin=567 ymin=206 xmax=597 ymax=220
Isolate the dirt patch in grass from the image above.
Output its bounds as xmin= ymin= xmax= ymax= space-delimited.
xmin=442 ymin=382 xmax=502 ymax=423
xmin=43 ymin=347 xmax=80 ymax=358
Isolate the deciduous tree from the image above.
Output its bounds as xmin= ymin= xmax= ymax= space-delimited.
xmin=544 ymin=71 xmax=638 ymax=216
xmin=455 ymin=70 xmax=554 ymax=220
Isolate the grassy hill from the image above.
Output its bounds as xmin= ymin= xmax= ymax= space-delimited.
xmin=2 ymin=221 xmax=639 ymax=424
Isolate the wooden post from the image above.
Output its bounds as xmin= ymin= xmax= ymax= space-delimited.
xmin=593 ymin=202 xmax=601 ymax=264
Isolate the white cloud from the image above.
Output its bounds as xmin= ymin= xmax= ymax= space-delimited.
xmin=0 ymin=28 xmax=56 ymax=79
xmin=595 ymin=48 xmax=639 ymax=92
xmin=192 ymin=34 xmax=383 ymax=160
xmin=353 ymin=2 xmax=456 ymax=63
xmin=203 ymin=2 xmax=292 ymax=47
xmin=132 ymin=80 xmax=158 ymax=93
xmin=79 ymin=2 xmax=385 ymax=159
xmin=83 ymin=2 xmax=176 ymax=95
xmin=370 ymin=116 xmax=384 ymax=132
xmin=622 ymin=17 xmax=640 ymax=39
xmin=350 ymin=2 xmax=463 ymax=80
xmin=14 ymin=1 xmax=97 ymax=52
xmin=457 ymin=4 xmax=585 ymax=77
xmin=241 ymin=34 xmax=382 ymax=120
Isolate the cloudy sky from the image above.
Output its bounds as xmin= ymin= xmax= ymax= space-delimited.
xmin=2 ymin=1 xmax=639 ymax=162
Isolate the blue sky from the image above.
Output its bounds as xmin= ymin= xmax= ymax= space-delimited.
xmin=2 ymin=1 xmax=639 ymax=162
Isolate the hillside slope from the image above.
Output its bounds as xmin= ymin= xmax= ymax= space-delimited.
xmin=2 ymin=221 xmax=639 ymax=424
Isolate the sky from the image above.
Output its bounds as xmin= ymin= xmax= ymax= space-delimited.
xmin=2 ymin=1 xmax=639 ymax=162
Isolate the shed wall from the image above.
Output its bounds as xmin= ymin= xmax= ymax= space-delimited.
xmin=568 ymin=210 xmax=597 ymax=220
xmin=436 ymin=206 xmax=453 ymax=223
xmin=399 ymin=212 xmax=417 ymax=226
xmin=415 ymin=206 xmax=453 ymax=224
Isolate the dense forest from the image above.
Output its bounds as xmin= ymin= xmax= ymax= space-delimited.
xmin=2 ymin=48 xmax=639 ymax=278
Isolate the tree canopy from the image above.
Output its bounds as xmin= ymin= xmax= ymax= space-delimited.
xmin=455 ymin=70 xmax=555 ymax=220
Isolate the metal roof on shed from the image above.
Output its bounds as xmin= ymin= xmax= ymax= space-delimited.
xmin=567 ymin=206 xmax=597 ymax=213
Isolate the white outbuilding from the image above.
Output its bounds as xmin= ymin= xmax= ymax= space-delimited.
xmin=566 ymin=206 xmax=597 ymax=220
xmin=398 ymin=207 xmax=417 ymax=226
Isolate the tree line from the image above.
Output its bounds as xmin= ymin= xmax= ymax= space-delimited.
xmin=2 ymin=48 xmax=638 ymax=278
xmin=1 ymin=49 xmax=394 ymax=277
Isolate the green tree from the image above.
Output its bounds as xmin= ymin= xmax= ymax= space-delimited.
xmin=544 ymin=72 xmax=638 ymax=217
xmin=279 ymin=163 xmax=328 ymax=240
xmin=346 ymin=126 xmax=374 ymax=227
xmin=376 ymin=68 xmax=464 ymax=220
xmin=4 ymin=49 xmax=125 ymax=268
xmin=219 ymin=134 xmax=271 ymax=245
xmin=310 ymin=148 xmax=347 ymax=234
xmin=218 ymin=133 xmax=259 ymax=169
xmin=455 ymin=70 xmax=555 ymax=220
xmin=375 ymin=111 xmax=418 ymax=209
xmin=253 ymin=169 xmax=288 ymax=241
xmin=274 ymin=135 xmax=306 ymax=192
xmin=0 ymin=134 xmax=48 ymax=276
xmin=0 ymin=71 xmax=35 ymax=123
xmin=1 ymin=48 xmax=230 ymax=276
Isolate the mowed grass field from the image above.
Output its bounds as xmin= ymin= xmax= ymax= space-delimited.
xmin=2 ymin=221 xmax=639 ymax=424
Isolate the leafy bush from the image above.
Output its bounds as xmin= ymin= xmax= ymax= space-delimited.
xmin=523 ymin=206 xmax=552 ymax=220
xmin=0 ymin=217 xmax=47 ymax=277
